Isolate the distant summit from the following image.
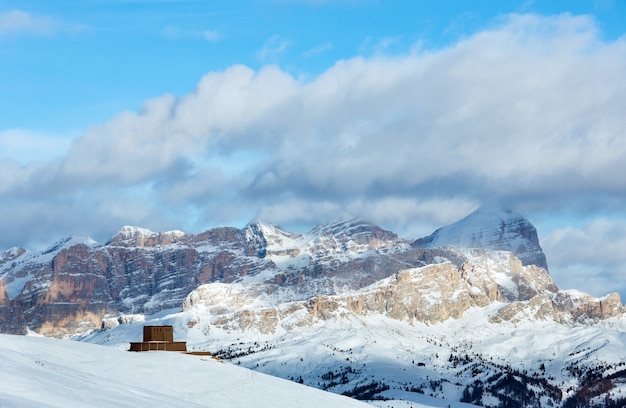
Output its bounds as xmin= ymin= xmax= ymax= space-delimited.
xmin=412 ymin=204 xmax=548 ymax=270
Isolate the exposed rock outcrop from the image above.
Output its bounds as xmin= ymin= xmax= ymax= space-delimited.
xmin=180 ymin=250 xmax=623 ymax=335
xmin=0 ymin=211 xmax=619 ymax=338
xmin=0 ymin=220 xmax=419 ymax=336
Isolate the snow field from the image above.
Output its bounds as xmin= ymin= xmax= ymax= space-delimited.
xmin=0 ymin=334 xmax=372 ymax=408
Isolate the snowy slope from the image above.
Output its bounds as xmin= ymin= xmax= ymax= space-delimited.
xmin=79 ymin=253 xmax=626 ymax=408
xmin=85 ymin=307 xmax=626 ymax=407
xmin=0 ymin=333 xmax=372 ymax=408
xmin=5 ymin=211 xmax=626 ymax=406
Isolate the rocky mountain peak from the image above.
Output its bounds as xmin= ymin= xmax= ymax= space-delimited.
xmin=412 ymin=204 xmax=548 ymax=270
xmin=41 ymin=235 xmax=98 ymax=254
xmin=309 ymin=217 xmax=399 ymax=247
xmin=244 ymin=221 xmax=303 ymax=258
xmin=0 ymin=247 xmax=27 ymax=268
xmin=245 ymin=221 xmax=301 ymax=246
xmin=0 ymin=206 xmax=577 ymax=339
xmin=108 ymin=226 xmax=185 ymax=247
xmin=311 ymin=217 xmax=377 ymax=234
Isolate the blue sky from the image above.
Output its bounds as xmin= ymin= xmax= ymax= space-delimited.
xmin=1 ymin=0 xmax=626 ymax=298
xmin=3 ymin=0 xmax=624 ymax=133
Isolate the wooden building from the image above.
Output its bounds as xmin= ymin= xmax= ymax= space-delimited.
xmin=129 ymin=325 xmax=187 ymax=352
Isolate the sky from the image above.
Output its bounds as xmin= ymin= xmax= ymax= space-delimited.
xmin=1 ymin=0 xmax=626 ymax=298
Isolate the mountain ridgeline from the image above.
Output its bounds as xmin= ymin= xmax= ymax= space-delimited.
xmin=4 ymin=205 xmax=626 ymax=407
xmin=0 ymin=205 xmax=609 ymax=337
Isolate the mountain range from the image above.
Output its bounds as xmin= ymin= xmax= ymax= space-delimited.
xmin=2 ymin=205 xmax=626 ymax=407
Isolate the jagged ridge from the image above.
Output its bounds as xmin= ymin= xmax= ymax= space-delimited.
xmin=0 ymin=208 xmax=586 ymax=338
xmin=1 ymin=208 xmax=623 ymax=407
xmin=0 ymin=218 xmax=419 ymax=336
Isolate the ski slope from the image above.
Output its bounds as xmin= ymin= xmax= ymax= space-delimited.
xmin=0 ymin=334 xmax=371 ymax=408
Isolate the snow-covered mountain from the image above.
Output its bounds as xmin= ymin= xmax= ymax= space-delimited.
xmin=78 ymin=244 xmax=626 ymax=407
xmin=412 ymin=204 xmax=548 ymax=270
xmin=3 ymin=205 xmax=626 ymax=407
xmin=0 ymin=217 xmax=436 ymax=336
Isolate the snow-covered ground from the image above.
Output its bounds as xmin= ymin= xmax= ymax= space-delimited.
xmin=79 ymin=302 xmax=626 ymax=407
xmin=0 ymin=333 xmax=373 ymax=408
xmin=5 ymin=210 xmax=626 ymax=406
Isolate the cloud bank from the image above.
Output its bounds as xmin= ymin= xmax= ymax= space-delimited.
xmin=1 ymin=13 xmax=626 ymax=296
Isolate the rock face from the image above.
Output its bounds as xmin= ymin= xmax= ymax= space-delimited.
xmin=412 ymin=204 xmax=548 ymax=270
xmin=180 ymin=248 xmax=623 ymax=335
xmin=0 ymin=209 xmax=617 ymax=338
xmin=0 ymin=227 xmax=270 ymax=336
xmin=1 ymin=219 xmax=444 ymax=336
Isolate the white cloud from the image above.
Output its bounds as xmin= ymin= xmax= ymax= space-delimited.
xmin=257 ymin=35 xmax=291 ymax=61
xmin=0 ymin=9 xmax=90 ymax=37
xmin=0 ymin=9 xmax=57 ymax=36
xmin=303 ymin=42 xmax=333 ymax=57
xmin=443 ymin=11 xmax=481 ymax=37
xmin=358 ymin=36 xmax=402 ymax=55
xmin=542 ymin=219 xmax=626 ymax=297
xmin=543 ymin=219 xmax=626 ymax=267
xmin=2 ymin=11 xmax=626 ymax=301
